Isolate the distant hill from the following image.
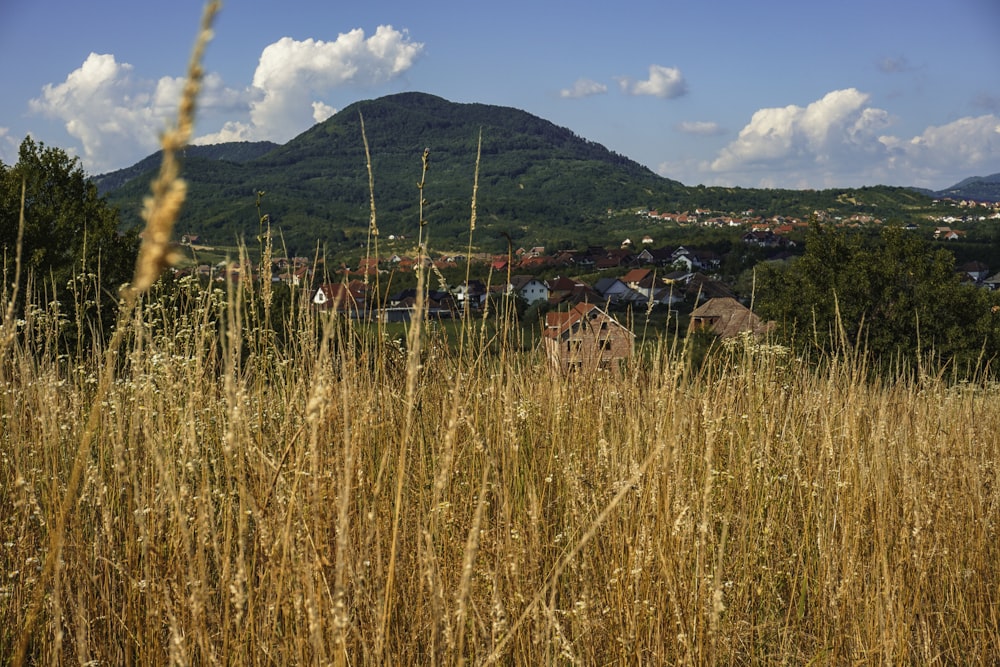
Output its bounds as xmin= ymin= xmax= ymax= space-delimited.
xmin=92 ymin=141 xmax=279 ymax=195
xmin=100 ymin=92 xmax=940 ymax=254
xmin=930 ymin=173 xmax=1000 ymax=202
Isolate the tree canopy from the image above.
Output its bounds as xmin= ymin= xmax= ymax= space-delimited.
xmin=1 ymin=137 xmax=138 ymax=338
xmin=756 ymin=223 xmax=1000 ymax=371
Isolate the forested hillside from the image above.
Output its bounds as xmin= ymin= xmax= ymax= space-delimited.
xmin=100 ymin=92 xmax=942 ymax=254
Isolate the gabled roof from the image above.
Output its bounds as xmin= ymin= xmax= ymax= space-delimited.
xmin=509 ymin=274 xmax=547 ymax=291
xmin=543 ymin=302 xmax=634 ymax=340
xmin=593 ymin=277 xmax=628 ymax=295
xmin=621 ymin=268 xmax=652 ymax=285
xmin=546 ymin=275 xmax=586 ymax=292
xmin=689 ymin=297 xmax=773 ymax=338
xmin=687 ymin=273 xmax=736 ymax=300
xmin=314 ymin=280 xmax=368 ymax=309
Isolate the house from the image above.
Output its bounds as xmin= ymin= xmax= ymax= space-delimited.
xmin=543 ymin=303 xmax=634 ymax=373
xmin=546 ymin=276 xmax=602 ymax=305
xmin=983 ymin=272 xmax=1000 ymax=291
xmin=313 ymin=280 xmax=368 ymax=316
xmin=594 ymin=248 xmax=636 ymax=269
xmin=620 ymin=268 xmax=653 ymax=290
xmin=385 ymin=288 xmax=458 ymax=320
xmin=958 ymin=261 xmax=990 ymax=283
xmin=516 ymin=255 xmax=554 ymax=272
xmin=636 ymin=247 xmax=675 ymax=266
xmin=686 ymin=273 xmax=737 ymax=302
xmin=689 ymin=297 xmax=774 ymax=338
xmin=935 ymin=226 xmax=966 ymax=241
xmin=686 ymin=248 xmax=723 ymax=271
xmin=509 ymin=275 xmax=550 ymax=304
xmin=593 ymin=277 xmax=633 ymax=304
xmin=454 ymin=280 xmax=487 ymax=310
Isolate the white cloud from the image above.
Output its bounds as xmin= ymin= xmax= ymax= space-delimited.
xmin=710 ymin=89 xmax=892 ymax=178
xmin=312 ymin=101 xmax=338 ymax=124
xmin=559 ymin=78 xmax=607 ymax=99
xmin=881 ymin=114 xmax=1000 ymax=185
xmin=191 ymin=120 xmax=256 ymax=145
xmin=700 ymin=89 xmax=1000 ymax=188
xmin=28 ymin=25 xmax=421 ymax=172
xmin=246 ymin=26 xmax=423 ymax=142
xmin=678 ymin=120 xmax=725 ymax=137
xmin=618 ymin=64 xmax=687 ymax=99
xmin=29 ymin=53 xmax=159 ymax=171
xmin=28 ymin=53 xmax=248 ymax=172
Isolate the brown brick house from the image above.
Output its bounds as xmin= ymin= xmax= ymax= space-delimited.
xmin=543 ymin=303 xmax=634 ymax=373
xmin=689 ymin=297 xmax=774 ymax=338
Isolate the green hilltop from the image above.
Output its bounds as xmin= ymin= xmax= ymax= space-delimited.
xmin=102 ymin=92 xmax=941 ymax=255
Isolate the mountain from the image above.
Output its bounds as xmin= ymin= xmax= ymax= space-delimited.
xmin=103 ymin=92 xmax=689 ymax=252
xmin=100 ymin=92 xmax=938 ymax=254
xmin=932 ymin=173 xmax=1000 ymax=202
xmin=92 ymin=141 xmax=279 ymax=195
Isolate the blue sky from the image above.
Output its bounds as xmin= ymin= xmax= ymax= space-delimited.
xmin=2 ymin=0 xmax=999 ymax=191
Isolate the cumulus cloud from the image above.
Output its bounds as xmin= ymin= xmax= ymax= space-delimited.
xmin=28 ymin=25 xmax=421 ymax=171
xmin=618 ymin=64 xmax=687 ymax=99
xmin=312 ymin=101 xmax=338 ymax=124
xmin=710 ymin=89 xmax=892 ymax=177
xmin=702 ymin=88 xmax=1000 ymax=188
xmin=29 ymin=53 xmax=159 ymax=171
xmin=190 ymin=121 xmax=256 ymax=145
xmin=678 ymin=120 xmax=725 ymax=137
xmin=245 ymin=26 xmax=423 ymax=142
xmin=28 ymin=53 xmax=248 ymax=172
xmin=559 ymin=78 xmax=607 ymax=99
xmin=881 ymin=114 xmax=1000 ymax=185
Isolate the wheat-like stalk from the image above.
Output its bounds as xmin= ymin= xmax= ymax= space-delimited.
xmin=127 ymin=0 xmax=221 ymax=299
xmin=11 ymin=5 xmax=220 ymax=664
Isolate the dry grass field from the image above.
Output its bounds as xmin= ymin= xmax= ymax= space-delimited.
xmin=2 ymin=270 xmax=999 ymax=664
xmin=3 ymin=4 xmax=999 ymax=662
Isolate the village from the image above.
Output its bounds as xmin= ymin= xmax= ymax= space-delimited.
xmin=170 ymin=199 xmax=1000 ymax=371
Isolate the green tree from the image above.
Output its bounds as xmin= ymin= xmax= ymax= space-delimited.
xmin=757 ymin=223 xmax=1000 ymax=371
xmin=1 ymin=137 xmax=139 ymax=343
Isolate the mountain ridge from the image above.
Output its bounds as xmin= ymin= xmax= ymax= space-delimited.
xmin=930 ymin=173 xmax=1000 ymax=202
xmin=98 ymin=92 xmax=955 ymax=254
xmin=92 ymin=141 xmax=280 ymax=195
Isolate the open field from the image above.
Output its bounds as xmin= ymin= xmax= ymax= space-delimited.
xmin=2 ymin=273 xmax=999 ymax=664
xmin=3 ymin=6 xmax=997 ymax=662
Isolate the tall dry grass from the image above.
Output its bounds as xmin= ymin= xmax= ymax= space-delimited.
xmin=3 ymin=4 xmax=999 ymax=663
xmin=2 ymin=272 xmax=999 ymax=664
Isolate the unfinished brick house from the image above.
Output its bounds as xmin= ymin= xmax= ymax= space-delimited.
xmin=688 ymin=297 xmax=774 ymax=338
xmin=543 ymin=302 xmax=634 ymax=373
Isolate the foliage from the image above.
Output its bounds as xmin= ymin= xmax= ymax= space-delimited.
xmin=90 ymin=141 xmax=280 ymax=195
xmin=1 ymin=137 xmax=139 ymax=345
xmin=756 ymin=222 xmax=1000 ymax=369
